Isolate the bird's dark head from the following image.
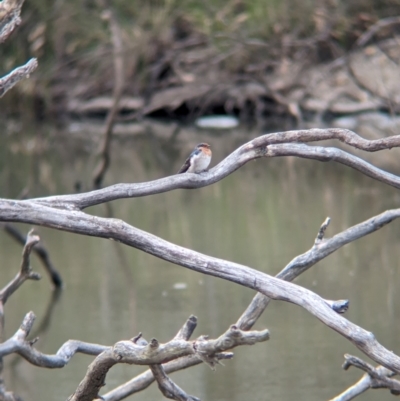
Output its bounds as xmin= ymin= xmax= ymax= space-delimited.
xmin=197 ymin=143 xmax=210 ymax=149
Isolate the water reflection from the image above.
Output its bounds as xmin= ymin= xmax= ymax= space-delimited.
xmin=0 ymin=120 xmax=400 ymax=401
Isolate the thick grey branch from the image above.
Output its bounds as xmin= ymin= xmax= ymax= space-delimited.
xmin=236 ymin=209 xmax=396 ymax=330
xmin=0 ymin=59 xmax=38 ymax=98
xmin=30 ymin=129 xmax=400 ymax=210
xmin=1 ymin=200 xmax=400 ymax=374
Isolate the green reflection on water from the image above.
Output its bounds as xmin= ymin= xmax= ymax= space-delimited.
xmin=1 ymin=121 xmax=400 ymax=401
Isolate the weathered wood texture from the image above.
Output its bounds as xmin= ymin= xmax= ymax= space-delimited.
xmin=1 ymin=129 xmax=400 ymax=400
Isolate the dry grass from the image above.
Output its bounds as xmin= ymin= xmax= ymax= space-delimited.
xmin=1 ymin=0 xmax=400 ymax=116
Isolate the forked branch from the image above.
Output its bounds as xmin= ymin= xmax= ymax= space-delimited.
xmin=68 ymin=323 xmax=267 ymax=401
xmin=330 ymin=354 xmax=400 ymax=401
xmin=30 ymin=129 xmax=400 ymax=210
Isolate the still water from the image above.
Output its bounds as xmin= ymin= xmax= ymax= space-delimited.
xmin=1 ymin=120 xmax=400 ymax=401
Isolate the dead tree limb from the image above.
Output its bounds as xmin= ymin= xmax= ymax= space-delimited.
xmin=0 ymin=230 xmax=40 ymax=336
xmin=130 ymin=320 xmax=202 ymax=401
xmin=103 ymin=317 xmax=207 ymax=401
xmin=101 ymin=218 xmax=347 ymax=401
xmin=0 ymin=58 xmax=38 ymax=98
xmin=1 ymin=198 xmax=400 ymax=374
xmin=68 ymin=324 xmax=267 ymax=401
xmin=150 ymin=316 xmax=200 ymax=401
xmin=2 ymin=130 xmax=400 ymax=399
xmin=30 ymin=128 xmax=400 ymax=210
xmin=103 ymin=355 xmax=229 ymax=401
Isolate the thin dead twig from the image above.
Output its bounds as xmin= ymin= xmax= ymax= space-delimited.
xmin=0 ymin=230 xmax=40 ymax=336
xmin=92 ymin=8 xmax=125 ymax=189
xmin=1 ymin=223 xmax=62 ymax=288
xmin=0 ymin=59 xmax=38 ymax=98
xmin=356 ymin=16 xmax=400 ymax=48
xmin=0 ymin=312 xmax=108 ymax=365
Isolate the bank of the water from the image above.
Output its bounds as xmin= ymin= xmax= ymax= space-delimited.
xmin=1 ymin=0 xmax=400 ymax=122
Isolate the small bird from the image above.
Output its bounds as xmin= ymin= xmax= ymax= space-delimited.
xmin=177 ymin=143 xmax=212 ymax=174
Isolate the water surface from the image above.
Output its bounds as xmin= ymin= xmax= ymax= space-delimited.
xmin=1 ymin=120 xmax=400 ymax=401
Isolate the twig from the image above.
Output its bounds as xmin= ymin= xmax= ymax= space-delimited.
xmin=174 ymin=315 xmax=198 ymax=340
xmin=0 ymin=230 xmax=40 ymax=336
xmin=0 ymin=0 xmax=25 ymax=43
xmin=356 ymin=16 xmax=400 ymax=47
xmin=0 ymin=312 xmax=108 ymax=365
xmin=315 ymin=217 xmax=330 ymax=245
xmin=0 ymin=59 xmax=38 ymax=98
xmin=330 ymin=354 xmax=399 ymax=400
xmin=1 ymin=223 xmax=62 ymax=288
xmin=92 ymin=7 xmax=125 ymax=189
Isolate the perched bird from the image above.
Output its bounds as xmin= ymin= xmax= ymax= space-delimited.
xmin=177 ymin=143 xmax=212 ymax=174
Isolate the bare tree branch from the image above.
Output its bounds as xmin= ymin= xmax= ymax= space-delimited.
xmin=1 ymin=223 xmax=62 ymax=288
xmin=30 ymin=129 xmax=400 ymax=210
xmin=2 ymin=130 xmax=400 ymax=399
xmin=356 ymin=16 xmax=400 ymax=47
xmin=0 ymin=59 xmax=38 ymax=98
xmin=174 ymin=315 xmax=198 ymax=341
xmin=0 ymin=312 xmax=108 ymax=365
xmin=0 ymin=230 xmax=40 ymax=336
xmin=68 ymin=324 xmax=268 ymax=401
xmin=236 ymin=206 xmax=396 ymax=330
xmin=0 ymin=230 xmax=41 ymax=305
xmin=103 ymin=317 xmax=234 ymax=401
xmin=103 ymin=217 xmax=347 ymax=401
xmin=138 ymin=319 xmax=202 ymax=401
xmin=330 ymin=354 xmax=400 ymax=401
xmin=0 ymin=0 xmax=24 ymax=43
xmin=1 ymin=198 xmax=400 ymax=374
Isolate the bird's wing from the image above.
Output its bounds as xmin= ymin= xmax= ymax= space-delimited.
xmin=177 ymin=157 xmax=191 ymax=173
xmin=177 ymin=148 xmax=200 ymax=174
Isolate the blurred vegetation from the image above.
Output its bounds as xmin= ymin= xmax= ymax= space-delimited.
xmin=1 ymin=0 xmax=400 ymax=117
